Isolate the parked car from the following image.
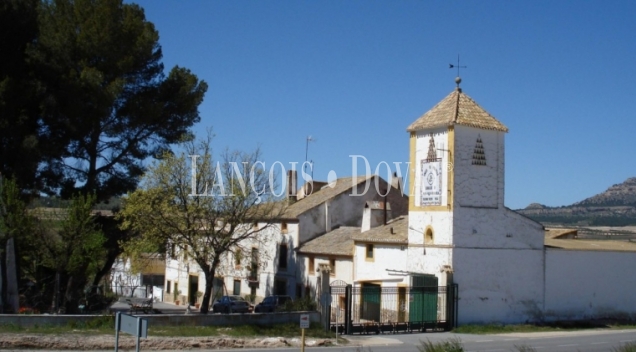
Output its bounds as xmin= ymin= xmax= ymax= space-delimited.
xmin=212 ymin=295 xmax=251 ymax=313
xmin=253 ymin=295 xmax=293 ymax=313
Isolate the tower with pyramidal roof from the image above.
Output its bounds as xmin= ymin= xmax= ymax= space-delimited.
xmin=405 ymin=77 xmax=545 ymax=324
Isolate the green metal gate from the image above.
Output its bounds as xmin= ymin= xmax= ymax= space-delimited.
xmin=360 ymin=283 xmax=381 ymax=322
xmin=329 ymin=282 xmax=458 ymax=334
xmin=409 ymin=274 xmax=438 ymax=323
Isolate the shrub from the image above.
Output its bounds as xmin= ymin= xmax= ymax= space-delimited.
xmin=85 ymin=315 xmax=115 ymax=329
xmin=418 ymin=338 xmax=464 ymax=352
xmin=613 ymin=342 xmax=636 ymax=352
xmin=279 ymin=296 xmax=317 ymax=312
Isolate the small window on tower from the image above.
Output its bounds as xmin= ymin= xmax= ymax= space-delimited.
xmin=425 ymin=228 xmax=434 ymax=244
xmin=472 ymin=135 xmax=487 ymax=166
xmin=281 ymin=221 xmax=288 ymax=233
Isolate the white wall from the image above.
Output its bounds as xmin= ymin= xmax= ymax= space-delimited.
xmin=300 ymin=255 xmax=353 ymax=300
xmin=297 ymin=177 xmax=402 ymax=245
xmin=220 ymin=221 xmax=300 ymax=300
xmin=453 ymin=126 xmax=504 ymax=208
xmin=407 ymin=211 xmax=454 ymax=277
xmin=453 ymin=247 xmax=545 ymax=324
xmin=453 ymin=207 xmax=544 ymax=250
xmin=354 ymin=243 xmax=408 ymax=284
xmin=545 ymin=249 xmax=636 ymax=321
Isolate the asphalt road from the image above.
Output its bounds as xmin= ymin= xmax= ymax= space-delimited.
xmin=181 ymin=328 xmax=636 ymax=352
xmin=342 ymin=329 xmax=636 ymax=352
xmin=8 ymin=329 xmax=636 ymax=351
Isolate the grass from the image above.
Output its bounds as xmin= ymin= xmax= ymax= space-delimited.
xmin=613 ymin=342 xmax=636 ymax=352
xmin=0 ymin=319 xmax=336 ymax=339
xmin=454 ymin=322 xmax=636 ymax=335
xmin=418 ymin=338 xmax=464 ymax=352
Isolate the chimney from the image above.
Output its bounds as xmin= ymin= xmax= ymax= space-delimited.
xmin=287 ymin=170 xmax=297 ymax=204
xmin=390 ymin=171 xmax=403 ymax=193
xmin=361 ymin=201 xmax=392 ymax=233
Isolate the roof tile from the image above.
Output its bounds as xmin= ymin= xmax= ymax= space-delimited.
xmin=407 ymin=88 xmax=508 ymax=132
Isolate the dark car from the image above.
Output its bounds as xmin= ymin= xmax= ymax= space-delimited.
xmin=212 ymin=295 xmax=251 ymax=313
xmin=254 ymin=295 xmax=293 ymax=313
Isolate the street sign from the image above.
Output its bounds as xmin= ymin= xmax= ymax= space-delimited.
xmin=300 ymin=314 xmax=310 ymax=329
xmin=115 ymin=312 xmax=148 ymax=352
xmin=119 ymin=313 xmax=148 ymax=338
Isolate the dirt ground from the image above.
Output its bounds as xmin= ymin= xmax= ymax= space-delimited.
xmin=0 ymin=333 xmax=332 ymax=350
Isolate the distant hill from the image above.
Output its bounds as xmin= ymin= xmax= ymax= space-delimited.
xmin=573 ymin=177 xmax=636 ymax=207
xmin=517 ymin=178 xmax=636 ymax=226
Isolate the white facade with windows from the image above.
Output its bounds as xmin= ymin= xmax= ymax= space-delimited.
xmin=162 ymin=82 xmax=636 ymax=323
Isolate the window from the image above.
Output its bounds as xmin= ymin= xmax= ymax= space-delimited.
xmin=233 ymin=280 xmax=241 ymax=296
xmin=366 ymin=244 xmax=374 ymax=260
xmin=425 ymin=228 xmax=434 ymax=244
xmin=169 ymin=243 xmax=175 ymax=258
xmin=274 ymin=279 xmax=286 ymax=295
xmin=235 ymin=248 xmax=242 ymax=268
xmin=166 ymin=280 xmax=171 ymax=294
xmin=142 ymin=274 xmax=165 ymax=286
xmin=281 ymin=221 xmax=288 ymax=233
xmin=308 ymin=257 xmax=315 ymax=275
xmin=296 ymin=284 xmax=302 ymax=298
xmin=330 ymin=259 xmax=336 ymax=276
xmin=253 ymin=222 xmax=259 ymax=230
xmin=250 ymin=248 xmax=259 ymax=279
xmin=279 ymin=244 xmax=288 ymax=270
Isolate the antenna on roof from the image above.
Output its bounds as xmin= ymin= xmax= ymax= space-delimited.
xmin=449 ymin=54 xmax=467 ymax=89
xmin=305 ymin=135 xmax=316 ymax=178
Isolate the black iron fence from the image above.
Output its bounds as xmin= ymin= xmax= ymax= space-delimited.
xmin=329 ymin=284 xmax=458 ymax=334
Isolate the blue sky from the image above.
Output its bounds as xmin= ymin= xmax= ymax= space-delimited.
xmin=130 ymin=0 xmax=636 ymax=209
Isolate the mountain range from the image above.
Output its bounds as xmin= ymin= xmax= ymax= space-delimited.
xmin=517 ymin=177 xmax=636 ymax=226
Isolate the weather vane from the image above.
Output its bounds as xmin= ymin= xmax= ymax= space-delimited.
xmin=449 ymin=55 xmax=466 ymax=87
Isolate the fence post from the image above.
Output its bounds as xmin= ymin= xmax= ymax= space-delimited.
xmin=446 ymin=284 xmax=458 ymax=330
xmin=326 ymin=286 xmax=332 ymax=333
xmin=344 ymin=284 xmax=352 ymax=335
xmin=453 ymin=284 xmax=458 ymax=328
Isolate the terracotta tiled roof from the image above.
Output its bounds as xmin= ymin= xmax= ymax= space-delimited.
xmin=297 ymin=226 xmax=358 ymax=256
xmin=352 ymin=216 xmax=408 ymax=244
xmin=281 ymin=175 xmax=375 ymax=219
xmin=407 ymin=88 xmax=508 ymax=132
xmin=545 ymin=238 xmax=636 ymax=252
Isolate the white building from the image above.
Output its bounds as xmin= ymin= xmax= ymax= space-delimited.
xmin=162 ymin=79 xmax=636 ymax=324
xmin=164 ymin=173 xmax=407 ymax=306
xmin=400 ymin=79 xmax=636 ymax=324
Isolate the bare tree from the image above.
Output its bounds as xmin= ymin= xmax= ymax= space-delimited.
xmin=119 ymin=133 xmax=284 ymax=313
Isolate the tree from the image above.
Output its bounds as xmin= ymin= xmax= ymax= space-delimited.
xmin=30 ymin=0 xmax=207 ymax=201
xmin=119 ymin=135 xmax=285 ymax=313
xmin=27 ymin=0 xmax=207 ymax=293
xmin=0 ymin=175 xmax=36 ymax=312
xmin=0 ymin=0 xmax=45 ymax=192
xmin=34 ymin=193 xmax=105 ymax=313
